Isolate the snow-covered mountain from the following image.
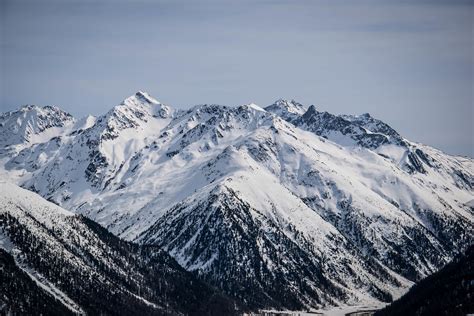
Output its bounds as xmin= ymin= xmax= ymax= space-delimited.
xmin=1 ymin=91 xmax=472 ymax=311
xmin=0 ymin=181 xmax=238 ymax=315
xmin=0 ymin=105 xmax=75 ymax=155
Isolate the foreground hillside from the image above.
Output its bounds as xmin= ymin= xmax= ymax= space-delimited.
xmin=1 ymin=91 xmax=473 ymax=310
xmin=376 ymin=245 xmax=474 ymax=316
xmin=0 ymin=181 xmax=238 ymax=315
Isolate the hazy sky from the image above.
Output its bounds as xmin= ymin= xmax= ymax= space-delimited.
xmin=1 ymin=0 xmax=473 ymax=156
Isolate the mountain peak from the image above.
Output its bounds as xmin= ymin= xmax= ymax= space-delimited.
xmin=0 ymin=104 xmax=75 ymax=150
xmin=301 ymin=104 xmax=318 ymax=120
xmin=82 ymin=91 xmax=176 ymax=145
xmin=19 ymin=104 xmax=38 ymax=112
xmin=121 ymin=90 xmax=161 ymax=107
xmin=241 ymin=103 xmax=266 ymax=112
xmin=272 ymin=99 xmax=306 ymax=112
xmin=16 ymin=104 xmax=65 ymax=113
xmin=112 ymin=91 xmax=172 ymax=121
xmin=264 ymin=99 xmax=307 ymax=122
xmin=135 ymin=90 xmax=160 ymax=104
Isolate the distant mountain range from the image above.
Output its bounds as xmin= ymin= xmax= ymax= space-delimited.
xmin=1 ymin=91 xmax=472 ymax=312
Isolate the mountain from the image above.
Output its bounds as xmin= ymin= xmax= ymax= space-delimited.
xmin=264 ymin=99 xmax=308 ymax=122
xmin=1 ymin=249 xmax=74 ymax=315
xmin=375 ymin=245 xmax=474 ymax=316
xmin=0 ymin=104 xmax=75 ymax=156
xmin=1 ymin=91 xmax=472 ymax=311
xmin=0 ymin=181 xmax=238 ymax=315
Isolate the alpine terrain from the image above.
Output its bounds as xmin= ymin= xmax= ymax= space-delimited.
xmin=0 ymin=181 xmax=238 ymax=315
xmin=1 ymin=91 xmax=473 ymax=312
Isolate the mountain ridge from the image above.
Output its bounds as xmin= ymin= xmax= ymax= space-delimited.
xmin=1 ymin=91 xmax=472 ymax=311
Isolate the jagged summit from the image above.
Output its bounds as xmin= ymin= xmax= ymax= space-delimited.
xmin=264 ymin=98 xmax=308 ymax=122
xmin=18 ymin=104 xmax=45 ymax=111
xmin=122 ymin=90 xmax=161 ymax=107
xmin=302 ymin=104 xmax=317 ymax=116
xmin=270 ymin=98 xmax=307 ymax=112
xmin=4 ymin=104 xmax=74 ymax=124
xmin=93 ymin=91 xmax=173 ymax=141
xmin=15 ymin=104 xmax=63 ymax=113
xmin=115 ymin=91 xmax=172 ymax=119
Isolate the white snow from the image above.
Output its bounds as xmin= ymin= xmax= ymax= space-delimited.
xmin=255 ymin=304 xmax=384 ymax=316
xmin=19 ymin=263 xmax=85 ymax=314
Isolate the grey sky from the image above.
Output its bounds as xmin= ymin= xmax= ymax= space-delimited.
xmin=1 ymin=0 xmax=473 ymax=157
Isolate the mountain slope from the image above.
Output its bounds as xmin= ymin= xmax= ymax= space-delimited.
xmin=0 ymin=181 xmax=238 ymax=315
xmin=0 ymin=248 xmax=74 ymax=316
xmin=375 ymin=245 xmax=474 ymax=316
xmin=1 ymin=92 xmax=472 ymax=311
